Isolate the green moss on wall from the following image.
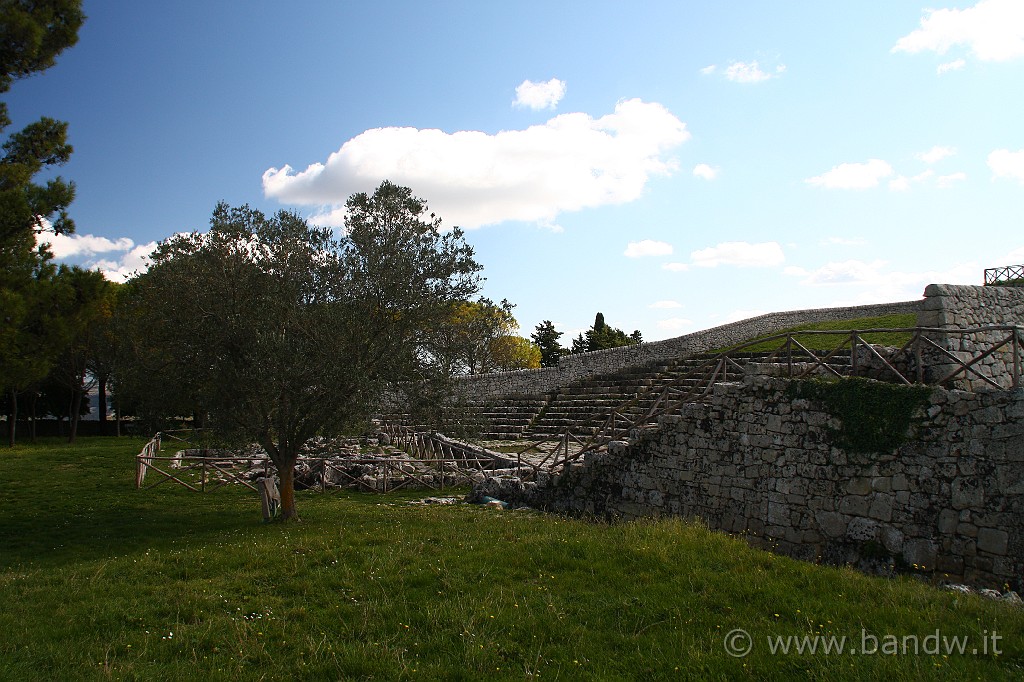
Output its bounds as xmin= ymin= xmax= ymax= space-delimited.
xmin=787 ymin=378 xmax=932 ymax=453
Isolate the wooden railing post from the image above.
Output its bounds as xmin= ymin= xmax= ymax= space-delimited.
xmin=786 ymin=335 xmax=792 ymax=376
xmin=850 ymin=331 xmax=858 ymax=376
xmin=915 ymin=331 xmax=924 ymax=384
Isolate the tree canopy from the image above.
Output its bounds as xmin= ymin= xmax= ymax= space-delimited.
xmin=571 ymin=312 xmax=642 ymax=353
xmin=1 ymin=0 xmax=84 ymax=242
xmin=122 ymin=182 xmax=482 ymax=520
xmin=531 ymin=320 xmax=564 ymax=367
xmin=488 ymin=334 xmax=541 ymax=372
xmin=1 ymin=1 xmax=84 ymax=442
xmin=438 ymin=297 xmax=541 ymax=374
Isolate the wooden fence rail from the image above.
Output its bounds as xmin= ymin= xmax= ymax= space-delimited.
xmin=985 ymin=265 xmax=1024 ymax=285
xmin=137 ymin=426 xmax=522 ymax=494
xmin=135 ymin=451 xmax=492 ymax=494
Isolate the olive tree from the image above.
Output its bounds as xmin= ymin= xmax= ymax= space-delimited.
xmin=125 ymin=182 xmax=481 ymax=520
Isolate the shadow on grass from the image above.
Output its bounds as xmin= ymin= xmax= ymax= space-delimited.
xmin=0 ymin=436 xmax=462 ymax=569
xmin=0 ymin=437 xmax=275 ymax=568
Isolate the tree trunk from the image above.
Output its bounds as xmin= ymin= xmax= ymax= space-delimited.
xmin=7 ymin=389 xmax=16 ymax=448
xmin=68 ymin=387 xmax=83 ymax=444
xmin=29 ymin=392 xmax=37 ymax=444
xmin=278 ymin=459 xmax=300 ymax=522
xmin=97 ymin=375 xmax=108 ymax=436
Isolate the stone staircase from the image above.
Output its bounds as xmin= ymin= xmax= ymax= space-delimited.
xmin=388 ymin=347 xmax=854 ymax=441
xmin=521 ymin=349 xmax=853 ymax=439
xmin=469 ymin=394 xmax=549 ymax=440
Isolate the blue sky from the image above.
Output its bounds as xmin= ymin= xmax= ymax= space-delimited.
xmin=11 ymin=0 xmax=1024 ymax=341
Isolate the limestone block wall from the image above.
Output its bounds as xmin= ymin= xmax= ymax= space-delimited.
xmin=458 ymin=299 xmax=922 ymax=401
xmin=918 ymin=284 xmax=1024 ymax=391
xmin=479 ymin=375 xmax=1024 ymax=589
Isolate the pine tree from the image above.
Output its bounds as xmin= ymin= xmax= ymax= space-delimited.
xmin=530 ymin=320 xmax=564 ymax=367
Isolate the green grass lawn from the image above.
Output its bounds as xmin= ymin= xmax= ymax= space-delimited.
xmin=725 ymin=313 xmax=919 ymax=354
xmin=1 ymin=437 xmax=1022 ymax=680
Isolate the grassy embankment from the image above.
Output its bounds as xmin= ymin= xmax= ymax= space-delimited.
xmin=1 ymin=436 xmax=1022 ymax=680
xmin=724 ymin=313 xmax=919 ymax=354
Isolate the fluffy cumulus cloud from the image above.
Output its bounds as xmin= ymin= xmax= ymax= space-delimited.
xmin=936 ymin=172 xmax=968 ymax=188
xmin=784 ymin=259 xmax=980 ymax=303
xmin=988 ymin=148 xmax=1024 ymax=183
xmin=700 ymin=60 xmax=785 ymax=82
xmin=692 ymin=163 xmax=718 ymax=180
xmin=784 ymin=259 xmax=889 ymax=286
xmin=624 ymin=239 xmax=673 ymax=258
xmin=806 ymin=159 xmax=894 ymax=189
xmin=918 ymin=146 xmax=956 ymax=163
xmin=41 ymin=232 xmax=134 ymax=259
xmin=937 ymin=58 xmax=966 ymax=74
xmin=263 ymin=99 xmax=690 ymax=229
xmin=92 ymin=242 xmax=157 ymax=282
xmin=821 ymin=237 xmax=867 ymax=247
xmin=893 ymin=0 xmax=1024 ymax=62
xmin=513 ymin=78 xmax=567 ymax=110
xmin=35 ymin=231 xmax=155 ymax=282
xmin=690 ymin=241 xmax=785 ymax=268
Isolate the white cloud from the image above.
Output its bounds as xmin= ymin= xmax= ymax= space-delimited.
xmin=691 ymin=241 xmax=785 ymax=268
xmin=513 ymin=78 xmax=566 ymax=110
xmin=692 ymin=163 xmax=719 ymax=180
xmin=806 ymin=159 xmax=894 ymax=189
xmin=661 ymin=262 xmax=689 ymax=272
xmin=889 ymin=176 xmax=910 ymax=192
xmin=784 ymin=259 xmax=889 ymax=286
xmin=93 ymin=242 xmax=157 ymax=282
xmin=785 ymin=259 xmax=981 ymax=303
xmin=39 ymin=233 xmax=134 ymax=259
xmin=35 ymin=230 xmax=155 ymax=282
xmin=656 ymin=317 xmax=693 ymax=331
xmin=700 ymin=64 xmax=717 ymax=75
xmin=821 ymin=237 xmax=867 ymax=247
xmin=988 ymin=148 xmax=1024 ymax=183
xmin=722 ymin=60 xmax=785 ymax=83
xmin=648 ymin=300 xmax=682 ymax=309
xmin=624 ymin=239 xmax=673 ymax=258
xmin=936 ymin=172 xmax=968 ymax=188
xmin=263 ymin=99 xmax=690 ymax=229
xmin=889 ymin=169 xmax=934 ymax=191
xmin=893 ymin=0 xmax=1024 ymax=62
xmin=937 ymin=58 xmax=966 ymax=74
xmin=917 ymin=146 xmax=956 ymax=163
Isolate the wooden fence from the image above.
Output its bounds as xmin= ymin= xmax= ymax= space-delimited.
xmin=136 ymin=427 xmax=524 ymax=494
xmin=985 ymin=265 xmax=1024 ymax=285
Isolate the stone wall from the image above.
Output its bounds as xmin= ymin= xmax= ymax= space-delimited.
xmin=458 ymin=299 xmax=922 ymax=400
xmin=918 ymin=284 xmax=1024 ymax=391
xmin=477 ymin=375 xmax=1024 ymax=589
